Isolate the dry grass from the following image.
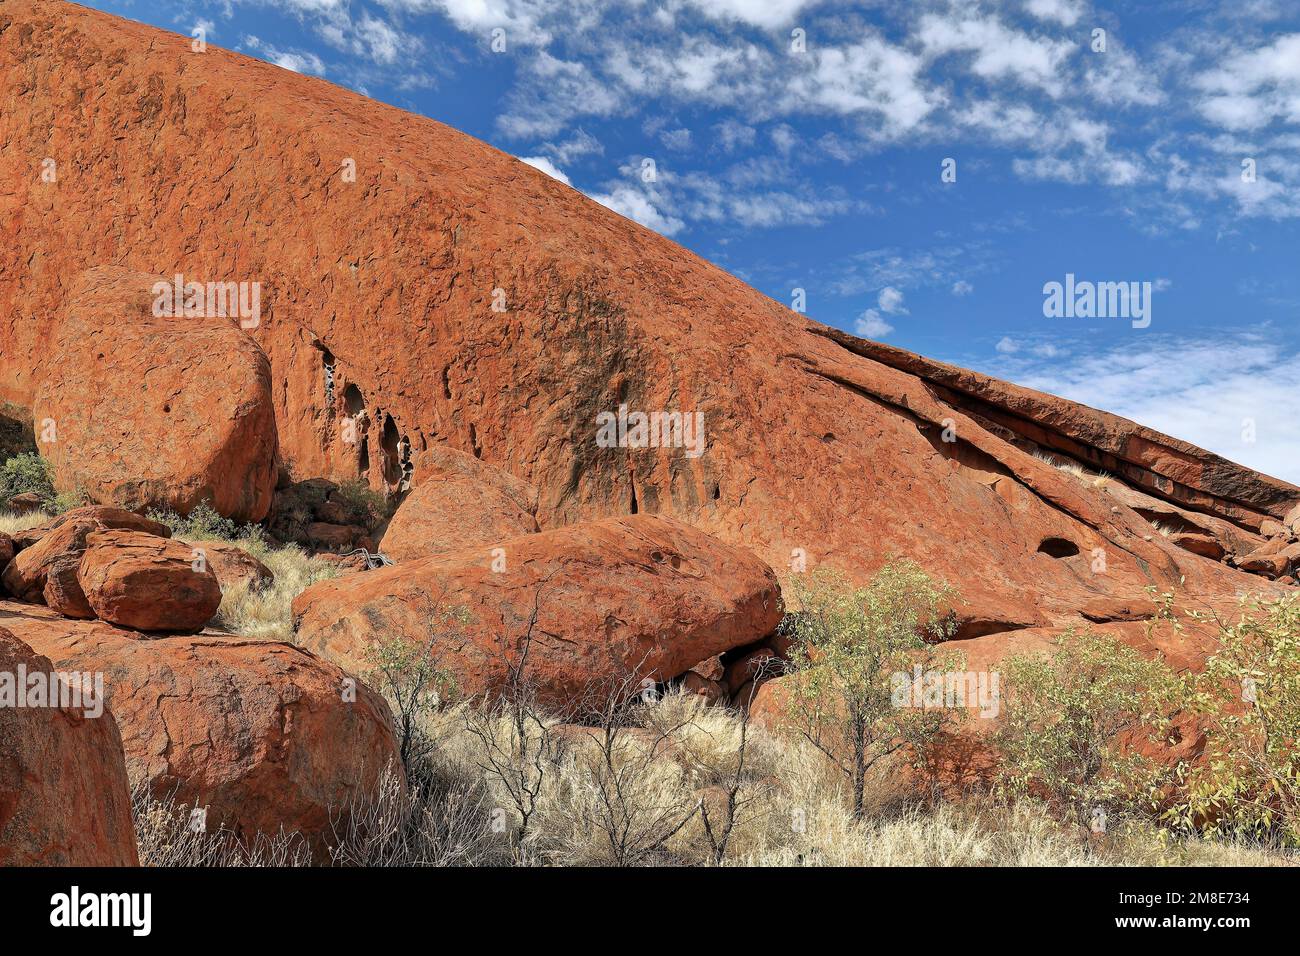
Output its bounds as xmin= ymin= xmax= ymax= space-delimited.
xmin=0 ymin=507 xmax=50 ymax=536
xmin=369 ymin=693 xmax=1298 ymax=868
xmin=210 ymin=541 xmax=339 ymax=641
xmin=1032 ymin=451 xmax=1113 ymax=489
xmin=134 ymin=692 xmax=1297 ymax=867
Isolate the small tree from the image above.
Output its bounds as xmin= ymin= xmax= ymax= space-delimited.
xmin=536 ymin=667 xmax=701 ymax=867
xmin=693 ymin=671 xmax=779 ymax=865
xmin=782 ymin=562 xmax=963 ymax=818
xmin=1157 ymin=594 xmax=1300 ymax=847
xmin=364 ymin=605 xmax=465 ymax=773
xmin=996 ymin=628 xmax=1177 ymax=837
xmin=463 ymin=583 xmax=566 ymax=854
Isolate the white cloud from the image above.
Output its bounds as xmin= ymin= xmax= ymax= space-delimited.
xmin=589 ymin=184 xmax=685 ymax=235
xmin=786 ymin=36 xmax=941 ymax=135
xmin=1085 ymin=46 xmax=1164 ymax=107
xmin=855 ymin=309 xmax=894 ymax=338
xmin=952 ymin=280 xmax=974 ymax=296
xmin=995 ymin=336 xmax=1020 ymax=354
xmin=681 ymin=0 xmax=822 ymax=29
xmin=715 ymin=119 xmax=757 ymax=152
xmin=986 ymin=334 xmax=1300 ymax=483
xmin=877 ymin=286 xmax=908 ymax=314
xmin=1024 ymin=0 xmax=1085 ymax=27
xmin=660 ymin=127 xmax=693 ymax=150
xmin=1194 ymin=34 xmax=1300 ymax=130
xmin=919 ymin=12 xmax=1076 ymax=96
xmin=519 ymin=155 xmax=571 ymax=185
xmin=498 ymin=52 xmax=623 ymax=138
xmin=243 ymin=36 xmax=326 ymax=74
xmin=542 ymin=128 xmax=605 ymax=165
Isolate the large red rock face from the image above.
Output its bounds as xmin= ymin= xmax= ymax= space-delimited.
xmin=1 ymin=0 xmax=1296 ymax=640
xmin=294 ymin=515 xmax=785 ymax=708
xmin=0 ymin=625 xmax=138 ymax=866
xmin=31 ymin=267 xmax=278 ymax=522
xmin=3 ymin=601 xmax=402 ymax=861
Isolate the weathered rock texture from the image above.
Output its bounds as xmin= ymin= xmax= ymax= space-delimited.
xmin=185 ymin=539 xmax=274 ymax=593
xmin=31 ymin=267 xmax=278 ymax=521
xmin=0 ymin=625 xmax=138 ymax=865
xmin=78 ymin=529 xmax=222 ymax=633
xmin=379 ymin=445 xmax=540 ymax=561
xmin=2 ymin=601 xmax=401 ymax=860
xmin=1 ymin=1 xmax=1296 ymax=650
xmin=294 ymin=514 xmax=785 ymax=708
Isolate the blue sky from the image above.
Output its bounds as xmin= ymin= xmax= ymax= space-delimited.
xmin=86 ymin=0 xmax=1300 ymax=482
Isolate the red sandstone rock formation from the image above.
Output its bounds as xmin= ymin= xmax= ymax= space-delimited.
xmin=185 ymin=539 xmax=274 ymax=593
xmin=3 ymin=602 xmax=402 ymax=861
xmin=32 ymin=267 xmax=278 ymax=522
xmin=294 ymin=514 xmax=785 ymax=709
xmin=379 ymin=446 xmax=540 ymax=561
xmin=1 ymin=0 xmax=1297 ymax=687
xmin=0 ymin=625 xmax=138 ymax=866
xmin=78 ymin=529 xmax=222 ymax=633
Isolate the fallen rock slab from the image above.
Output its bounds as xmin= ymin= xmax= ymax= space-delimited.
xmin=0 ymin=625 xmax=138 ymax=865
xmin=2 ymin=518 xmax=100 ymax=602
xmin=186 ymin=540 xmax=274 ymax=593
xmin=294 ymin=514 xmax=784 ymax=710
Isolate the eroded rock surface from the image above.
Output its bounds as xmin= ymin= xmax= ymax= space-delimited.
xmin=0 ymin=625 xmax=138 ymax=866
xmin=294 ymin=514 xmax=784 ymax=709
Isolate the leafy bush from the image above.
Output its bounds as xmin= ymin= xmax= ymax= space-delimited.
xmin=996 ymin=628 xmax=1178 ymax=835
xmin=781 ymin=562 xmax=964 ymax=817
xmin=147 ymin=500 xmax=268 ymax=550
xmin=0 ymin=451 xmax=57 ymax=506
xmin=333 ymin=478 xmax=389 ymax=529
xmin=1157 ymin=594 xmax=1300 ymax=847
xmin=363 ymin=607 xmax=466 ymax=772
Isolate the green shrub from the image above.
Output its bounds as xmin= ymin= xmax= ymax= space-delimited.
xmin=333 ymin=478 xmax=389 ymax=529
xmin=1157 ymin=594 xmax=1300 ymax=847
xmin=781 ymin=562 xmax=964 ymax=817
xmin=996 ymin=628 xmax=1178 ymax=836
xmin=0 ymin=451 xmax=57 ymax=507
xmin=146 ymin=500 xmax=268 ymax=549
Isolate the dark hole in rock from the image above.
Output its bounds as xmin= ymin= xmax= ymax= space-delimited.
xmin=343 ymin=383 xmax=364 ymax=417
xmin=381 ymin=414 xmax=401 ymax=487
xmin=1038 ymin=536 xmax=1080 ymax=558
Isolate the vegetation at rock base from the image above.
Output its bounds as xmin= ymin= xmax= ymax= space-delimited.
xmin=146 ymin=500 xmax=267 ymax=546
xmin=780 ymin=563 xmax=964 ymax=817
xmin=332 ymin=478 xmax=390 ymax=530
xmin=995 ymin=629 xmax=1180 ymax=836
xmin=0 ymin=451 xmax=85 ymax=513
xmin=1154 ymin=592 xmax=1300 ymax=848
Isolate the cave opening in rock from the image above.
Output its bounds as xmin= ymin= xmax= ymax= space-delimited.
xmin=1038 ymin=537 xmax=1081 ymax=558
xmin=381 ymin=414 xmax=401 ymax=487
xmin=343 ymin=383 xmax=364 ymax=417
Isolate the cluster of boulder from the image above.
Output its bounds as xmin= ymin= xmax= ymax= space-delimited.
xmin=4 ymin=506 xmax=221 ymax=631
xmin=1 ymin=506 xmax=402 ymax=866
